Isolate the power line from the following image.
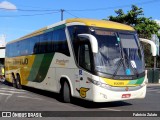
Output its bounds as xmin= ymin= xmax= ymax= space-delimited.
xmin=0 ymin=0 xmax=159 ymax=12
xmin=65 ymin=10 xmax=79 ymax=18
xmin=12 ymin=4 xmax=56 ymax=10
xmin=60 ymin=10 xmax=79 ymax=21
xmin=0 ymin=0 xmax=159 ymax=18
xmin=15 ymin=8 xmax=59 ymax=12
xmin=0 ymin=8 xmax=59 ymax=12
xmin=0 ymin=9 xmax=79 ymax=19
xmin=67 ymin=0 xmax=160 ymax=12
xmin=0 ymin=11 xmax=59 ymax=17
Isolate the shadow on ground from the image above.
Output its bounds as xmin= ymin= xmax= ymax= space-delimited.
xmin=2 ymin=81 xmax=132 ymax=109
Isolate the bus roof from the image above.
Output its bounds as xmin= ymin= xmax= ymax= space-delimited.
xmin=8 ymin=18 xmax=135 ymax=44
xmin=66 ymin=18 xmax=135 ymax=31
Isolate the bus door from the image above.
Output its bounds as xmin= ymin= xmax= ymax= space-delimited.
xmin=75 ymin=41 xmax=93 ymax=99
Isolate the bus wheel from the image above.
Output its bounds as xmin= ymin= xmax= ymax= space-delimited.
xmin=16 ymin=74 xmax=22 ymax=89
xmin=12 ymin=74 xmax=17 ymax=88
xmin=62 ymin=81 xmax=71 ymax=103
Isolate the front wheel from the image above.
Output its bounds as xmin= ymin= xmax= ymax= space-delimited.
xmin=62 ymin=81 xmax=71 ymax=103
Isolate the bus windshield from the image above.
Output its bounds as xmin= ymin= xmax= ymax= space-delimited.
xmin=93 ymin=29 xmax=144 ymax=76
xmin=67 ymin=25 xmax=144 ymax=77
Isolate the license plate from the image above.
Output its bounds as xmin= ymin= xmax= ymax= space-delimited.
xmin=122 ymin=94 xmax=131 ymax=98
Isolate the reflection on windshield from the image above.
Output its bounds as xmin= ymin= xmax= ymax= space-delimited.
xmin=93 ymin=29 xmax=144 ymax=76
xmin=94 ymin=31 xmax=122 ymax=75
xmin=120 ymin=33 xmax=143 ymax=74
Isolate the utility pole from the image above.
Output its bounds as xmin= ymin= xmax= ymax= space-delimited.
xmin=61 ymin=9 xmax=64 ymax=21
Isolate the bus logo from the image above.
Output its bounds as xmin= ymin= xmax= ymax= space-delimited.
xmin=76 ymin=87 xmax=89 ymax=98
xmin=55 ymin=59 xmax=69 ymax=66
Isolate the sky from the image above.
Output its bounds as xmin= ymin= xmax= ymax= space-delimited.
xmin=0 ymin=0 xmax=160 ymax=42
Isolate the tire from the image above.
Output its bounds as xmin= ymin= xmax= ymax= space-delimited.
xmin=62 ymin=81 xmax=71 ymax=103
xmin=12 ymin=74 xmax=17 ymax=88
xmin=16 ymin=74 xmax=22 ymax=89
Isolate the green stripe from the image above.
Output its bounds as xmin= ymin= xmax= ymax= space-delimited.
xmin=128 ymin=77 xmax=145 ymax=85
xmin=27 ymin=53 xmax=54 ymax=83
xmin=27 ymin=54 xmax=44 ymax=81
xmin=34 ymin=52 xmax=54 ymax=82
xmin=128 ymin=80 xmax=137 ymax=85
xmin=135 ymin=77 xmax=145 ymax=84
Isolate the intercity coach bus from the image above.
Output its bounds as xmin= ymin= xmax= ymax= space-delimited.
xmin=5 ymin=18 xmax=147 ymax=102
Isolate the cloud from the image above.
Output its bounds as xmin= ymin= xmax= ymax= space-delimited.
xmin=155 ymin=19 xmax=160 ymax=26
xmin=0 ymin=1 xmax=17 ymax=10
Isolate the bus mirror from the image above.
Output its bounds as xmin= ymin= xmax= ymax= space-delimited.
xmin=139 ymin=38 xmax=157 ymax=56
xmin=78 ymin=34 xmax=98 ymax=53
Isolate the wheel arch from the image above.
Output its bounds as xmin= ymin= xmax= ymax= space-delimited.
xmin=11 ymin=72 xmax=15 ymax=77
xmin=16 ymin=73 xmax=21 ymax=82
xmin=59 ymin=75 xmax=74 ymax=96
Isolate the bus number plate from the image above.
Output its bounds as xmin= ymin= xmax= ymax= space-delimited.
xmin=122 ymin=94 xmax=131 ymax=98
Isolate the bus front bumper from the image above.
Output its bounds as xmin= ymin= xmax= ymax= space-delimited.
xmin=92 ymin=85 xmax=146 ymax=102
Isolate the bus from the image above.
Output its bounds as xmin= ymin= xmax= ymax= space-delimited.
xmin=5 ymin=18 xmax=147 ymax=102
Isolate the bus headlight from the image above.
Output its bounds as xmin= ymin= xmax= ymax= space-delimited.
xmin=88 ymin=77 xmax=110 ymax=89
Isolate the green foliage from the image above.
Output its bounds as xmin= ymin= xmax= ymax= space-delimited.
xmin=108 ymin=5 xmax=160 ymax=39
xmin=106 ymin=5 xmax=160 ymax=67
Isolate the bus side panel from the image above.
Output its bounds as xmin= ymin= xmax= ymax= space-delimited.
xmin=5 ymin=55 xmax=35 ymax=84
xmin=5 ymin=58 xmax=12 ymax=83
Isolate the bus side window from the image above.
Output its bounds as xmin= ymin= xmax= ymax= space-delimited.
xmin=53 ymin=28 xmax=70 ymax=56
xmin=39 ymin=34 xmax=45 ymax=53
xmin=33 ymin=36 xmax=40 ymax=54
xmin=47 ymin=31 xmax=54 ymax=52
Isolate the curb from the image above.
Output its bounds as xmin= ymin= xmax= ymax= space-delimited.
xmin=147 ymin=84 xmax=160 ymax=86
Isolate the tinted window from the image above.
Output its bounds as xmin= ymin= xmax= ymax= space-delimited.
xmin=79 ymin=43 xmax=92 ymax=71
xmin=6 ymin=25 xmax=70 ymax=57
xmin=47 ymin=31 xmax=54 ymax=52
xmin=53 ymin=28 xmax=70 ymax=56
xmin=68 ymin=25 xmax=89 ymax=61
xmin=20 ymin=39 xmax=29 ymax=56
xmin=39 ymin=34 xmax=46 ymax=53
xmin=30 ymin=35 xmax=39 ymax=54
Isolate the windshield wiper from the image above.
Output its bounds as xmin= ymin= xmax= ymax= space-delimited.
xmin=112 ymin=58 xmax=123 ymax=79
xmin=111 ymin=56 xmax=139 ymax=79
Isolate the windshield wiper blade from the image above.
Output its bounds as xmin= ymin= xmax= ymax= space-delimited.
xmin=112 ymin=57 xmax=139 ymax=79
xmin=112 ymin=58 xmax=123 ymax=79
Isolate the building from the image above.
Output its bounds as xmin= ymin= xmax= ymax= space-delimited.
xmin=0 ymin=34 xmax=6 ymax=65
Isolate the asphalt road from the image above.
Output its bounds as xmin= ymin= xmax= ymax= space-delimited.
xmin=0 ymin=82 xmax=159 ymax=120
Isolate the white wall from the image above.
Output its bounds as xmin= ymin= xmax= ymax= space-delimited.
xmin=0 ymin=49 xmax=5 ymax=58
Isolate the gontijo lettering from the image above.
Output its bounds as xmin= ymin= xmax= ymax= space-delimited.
xmin=13 ymin=58 xmax=28 ymax=65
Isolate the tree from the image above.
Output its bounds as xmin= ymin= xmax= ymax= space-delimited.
xmin=107 ymin=5 xmax=160 ymax=39
xmin=106 ymin=5 xmax=160 ymax=67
